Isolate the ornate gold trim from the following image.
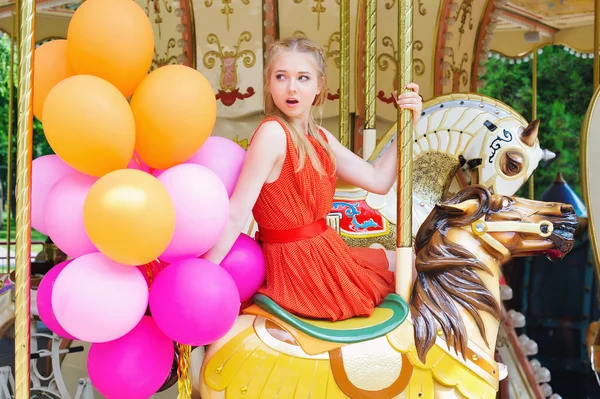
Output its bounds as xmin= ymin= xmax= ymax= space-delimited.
xmin=580 ymin=85 xmax=600 ymax=287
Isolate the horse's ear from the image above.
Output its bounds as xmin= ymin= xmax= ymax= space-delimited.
xmin=520 ymin=118 xmax=540 ymax=147
xmin=436 ymin=199 xmax=479 ymax=216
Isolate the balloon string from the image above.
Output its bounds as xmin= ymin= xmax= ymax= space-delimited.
xmin=132 ymin=153 xmax=156 ymax=175
xmin=177 ymin=343 xmax=192 ymax=399
xmin=143 ymin=259 xmax=163 ymax=289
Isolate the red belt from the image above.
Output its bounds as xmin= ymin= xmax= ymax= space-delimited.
xmin=256 ymin=219 xmax=328 ymax=243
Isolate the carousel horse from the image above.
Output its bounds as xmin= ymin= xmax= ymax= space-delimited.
xmin=329 ymin=94 xmax=556 ymax=249
xmin=198 ymin=185 xmax=577 ymax=399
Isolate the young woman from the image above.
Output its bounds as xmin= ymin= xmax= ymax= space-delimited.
xmin=203 ymin=37 xmax=422 ymax=321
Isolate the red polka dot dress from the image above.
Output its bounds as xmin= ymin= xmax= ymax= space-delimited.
xmin=252 ymin=117 xmax=395 ymax=322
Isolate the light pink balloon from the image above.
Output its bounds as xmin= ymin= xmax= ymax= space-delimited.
xmin=157 ymin=164 xmax=229 ymax=262
xmin=32 ymin=155 xmax=77 ymax=234
xmin=37 ymin=260 xmax=77 ymax=340
xmin=44 ymin=174 xmax=97 ymax=258
xmin=52 ymin=252 xmax=149 ymax=343
xmin=186 ymin=136 xmax=246 ymax=197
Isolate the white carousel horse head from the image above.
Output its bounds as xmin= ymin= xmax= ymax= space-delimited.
xmin=198 ymin=185 xmax=577 ymax=399
xmin=341 ymin=94 xmax=557 ymax=240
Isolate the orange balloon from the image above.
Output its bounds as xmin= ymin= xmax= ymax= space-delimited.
xmin=130 ymin=65 xmax=217 ymax=170
xmin=67 ymin=0 xmax=154 ymax=98
xmin=84 ymin=169 xmax=175 ymax=265
xmin=33 ymin=40 xmax=74 ymax=122
xmin=42 ymin=75 xmax=135 ymax=177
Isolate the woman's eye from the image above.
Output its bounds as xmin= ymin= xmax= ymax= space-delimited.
xmin=275 ymin=74 xmax=285 ymax=80
xmin=508 ymin=162 xmax=517 ymax=172
xmin=299 ymin=75 xmax=309 ymax=81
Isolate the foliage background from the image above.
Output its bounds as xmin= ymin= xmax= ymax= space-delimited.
xmin=478 ymin=46 xmax=594 ymax=199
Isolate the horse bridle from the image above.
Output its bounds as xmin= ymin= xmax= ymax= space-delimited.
xmin=466 ymin=218 xmax=554 ymax=261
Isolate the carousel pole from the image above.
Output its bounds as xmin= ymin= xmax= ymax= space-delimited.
xmin=528 ymin=49 xmax=537 ymax=200
xmin=594 ymin=0 xmax=599 ymax=89
xmin=362 ymin=0 xmax=377 ymax=160
xmin=339 ymin=0 xmax=350 ymax=149
xmin=14 ymin=0 xmax=36 ymax=396
xmin=6 ymin=11 xmax=16 ymax=274
xmin=395 ymin=0 xmax=413 ymax=302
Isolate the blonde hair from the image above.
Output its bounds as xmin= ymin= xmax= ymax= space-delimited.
xmin=264 ymin=37 xmax=336 ymax=175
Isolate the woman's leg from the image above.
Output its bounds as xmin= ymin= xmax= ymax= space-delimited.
xmin=385 ymin=249 xmax=417 ymax=283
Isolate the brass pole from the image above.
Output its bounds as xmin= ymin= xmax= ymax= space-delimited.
xmin=339 ymin=0 xmax=350 ymax=148
xmin=529 ymin=50 xmax=537 ymax=200
xmin=362 ymin=0 xmax=377 ymax=159
xmin=6 ymin=12 xmax=16 ymax=274
xmin=595 ymin=0 xmax=599 ymax=89
xmin=395 ymin=0 xmax=413 ymax=301
xmin=177 ymin=344 xmax=192 ymax=399
xmin=14 ymin=0 xmax=36 ymax=395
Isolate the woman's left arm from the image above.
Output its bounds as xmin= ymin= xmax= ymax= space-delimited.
xmin=326 ymin=83 xmax=422 ymax=194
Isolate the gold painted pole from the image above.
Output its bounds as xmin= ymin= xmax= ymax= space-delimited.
xmin=6 ymin=12 xmax=16 ymax=274
xmin=362 ymin=0 xmax=377 ymax=159
xmin=14 ymin=0 xmax=36 ymax=395
xmin=529 ymin=49 xmax=537 ymax=200
xmin=595 ymin=0 xmax=599 ymax=89
xmin=177 ymin=344 xmax=192 ymax=399
xmin=339 ymin=0 xmax=350 ymax=149
xmin=395 ymin=0 xmax=413 ymax=301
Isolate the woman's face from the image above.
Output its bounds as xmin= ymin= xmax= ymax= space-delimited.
xmin=268 ymin=50 xmax=321 ymax=123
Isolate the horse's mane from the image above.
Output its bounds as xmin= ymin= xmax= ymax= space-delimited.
xmin=411 ymin=185 xmax=502 ymax=363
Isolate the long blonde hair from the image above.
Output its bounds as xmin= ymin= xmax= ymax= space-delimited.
xmin=264 ymin=37 xmax=336 ymax=175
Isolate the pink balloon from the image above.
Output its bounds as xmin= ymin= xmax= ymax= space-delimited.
xmin=149 ymin=258 xmax=240 ymax=346
xmin=220 ymin=234 xmax=265 ymax=301
xmin=157 ymin=164 xmax=229 ymax=262
xmin=186 ymin=136 xmax=246 ymax=197
xmin=37 ymin=260 xmax=77 ymax=340
xmin=44 ymin=174 xmax=97 ymax=258
xmin=88 ymin=316 xmax=174 ymax=399
xmin=52 ymin=252 xmax=149 ymax=343
xmin=32 ymin=155 xmax=77 ymax=234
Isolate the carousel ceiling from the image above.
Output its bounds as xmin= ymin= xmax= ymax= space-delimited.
xmin=490 ymin=0 xmax=596 ymax=56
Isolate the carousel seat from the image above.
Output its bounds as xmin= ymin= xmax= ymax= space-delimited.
xmin=245 ymin=293 xmax=409 ymax=344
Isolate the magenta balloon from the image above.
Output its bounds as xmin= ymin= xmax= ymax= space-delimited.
xmin=44 ymin=173 xmax=98 ymax=258
xmin=31 ymin=155 xmax=77 ymax=234
xmin=220 ymin=234 xmax=265 ymax=301
xmin=52 ymin=252 xmax=149 ymax=343
xmin=157 ymin=164 xmax=229 ymax=262
xmin=37 ymin=260 xmax=77 ymax=340
xmin=186 ymin=136 xmax=246 ymax=197
xmin=88 ymin=316 xmax=174 ymax=399
xmin=149 ymin=258 xmax=240 ymax=346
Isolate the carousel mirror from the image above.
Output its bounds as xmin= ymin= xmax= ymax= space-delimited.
xmin=582 ymin=86 xmax=600 ymax=279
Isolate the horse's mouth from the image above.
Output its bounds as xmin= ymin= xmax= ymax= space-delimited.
xmin=546 ymin=221 xmax=577 ymax=260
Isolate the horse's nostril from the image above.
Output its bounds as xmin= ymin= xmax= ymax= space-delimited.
xmin=561 ymin=204 xmax=575 ymax=215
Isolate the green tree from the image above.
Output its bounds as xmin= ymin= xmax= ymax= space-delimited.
xmin=479 ymin=46 xmax=594 ymax=199
xmin=0 ymin=33 xmax=53 ymax=217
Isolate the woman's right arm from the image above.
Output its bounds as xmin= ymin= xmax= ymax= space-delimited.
xmin=202 ymin=121 xmax=286 ymax=264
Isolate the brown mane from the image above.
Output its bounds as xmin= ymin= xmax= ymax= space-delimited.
xmin=411 ymin=185 xmax=502 ymax=363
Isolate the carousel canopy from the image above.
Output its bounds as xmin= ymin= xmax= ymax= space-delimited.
xmin=491 ymin=0 xmax=596 ymax=57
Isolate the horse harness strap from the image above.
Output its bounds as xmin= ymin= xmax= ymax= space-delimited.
xmin=466 ymin=218 xmax=553 ymax=260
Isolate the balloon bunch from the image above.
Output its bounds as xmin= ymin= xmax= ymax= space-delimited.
xmin=30 ymin=0 xmax=265 ymax=397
